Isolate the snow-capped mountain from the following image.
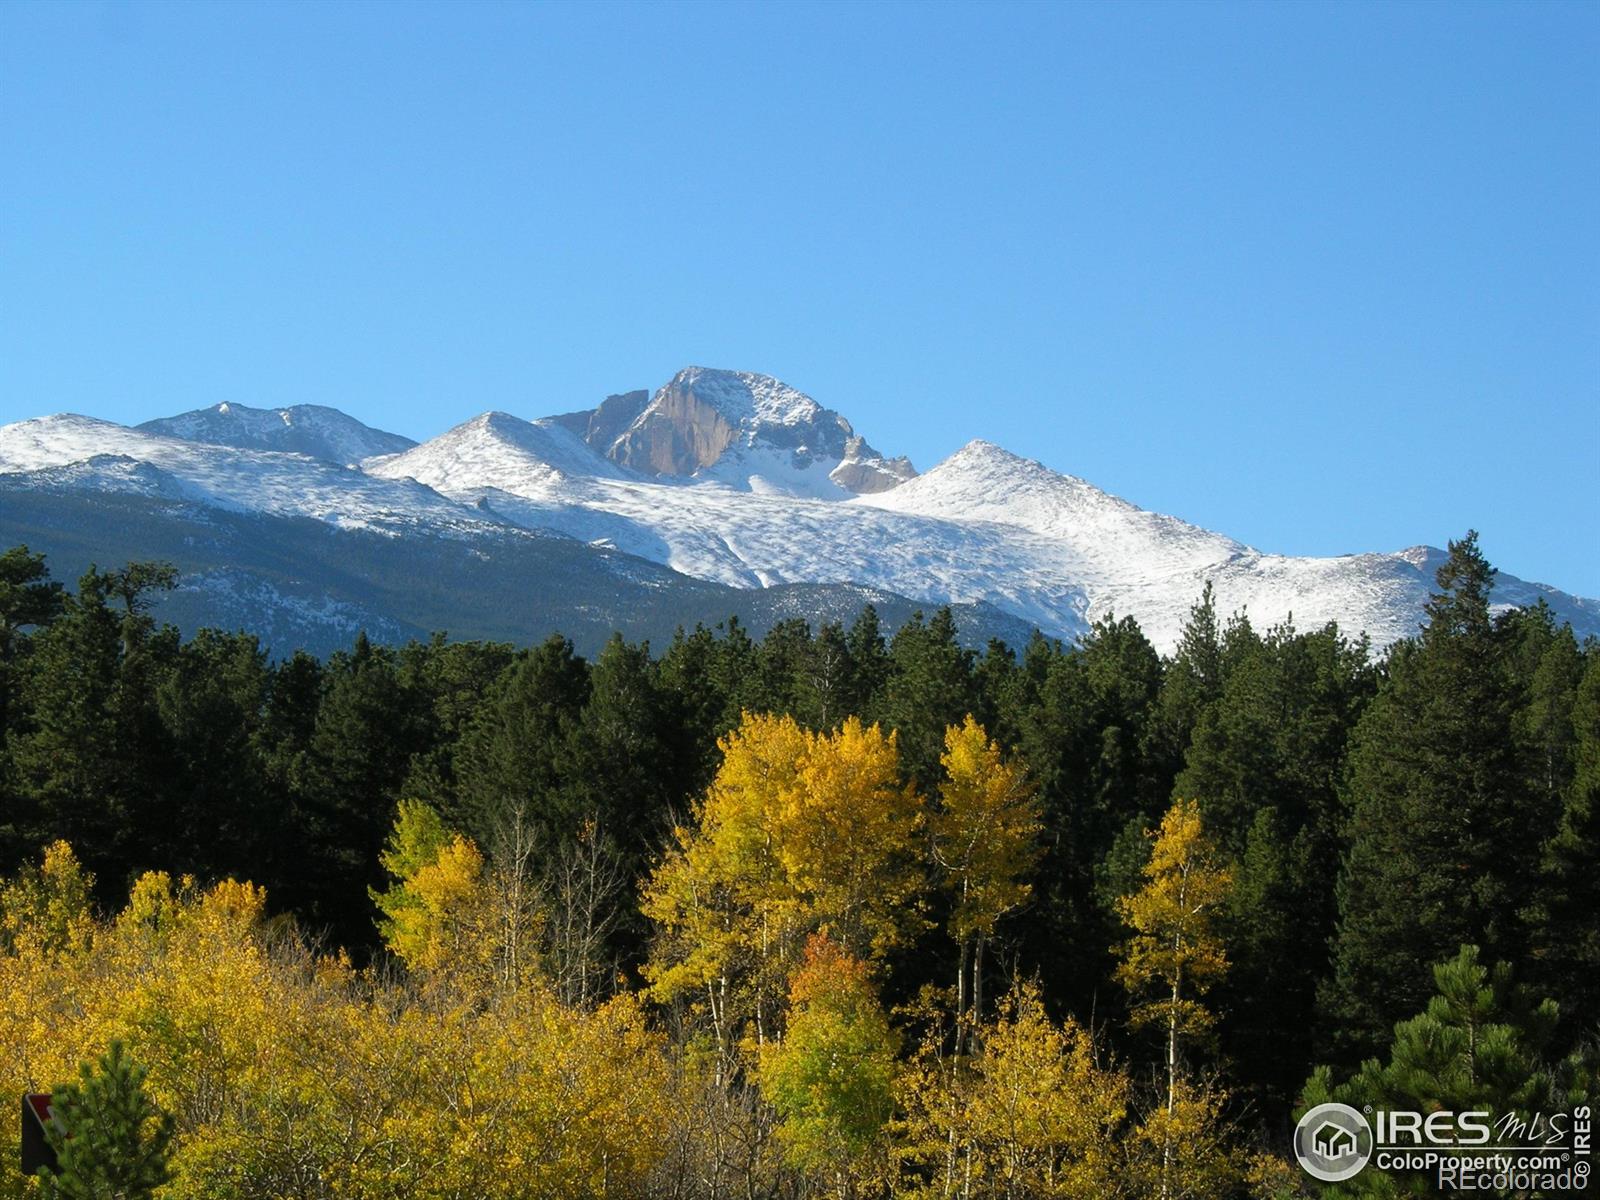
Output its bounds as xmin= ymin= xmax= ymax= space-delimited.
xmin=0 ymin=414 xmax=494 ymax=536
xmin=138 ymin=401 xmax=416 ymax=465
xmin=2 ymin=368 xmax=1596 ymax=656
xmin=547 ymin=367 xmax=917 ymax=497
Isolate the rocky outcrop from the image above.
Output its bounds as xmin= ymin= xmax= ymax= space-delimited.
xmin=553 ymin=368 xmax=918 ymax=494
xmin=549 ymin=390 xmax=650 ymax=453
xmin=830 ymin=436 xmax=919 ymax=494
xmin=607 ymin=379 xmax=742 ymax=476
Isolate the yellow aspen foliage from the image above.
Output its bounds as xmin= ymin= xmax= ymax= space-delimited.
xmin=643 ymin=712 xmax=925 ymax=1058
xmin=0 ymin=842 xmax=675 ymax=1200
xmin=1124 ymin=1078 xmax=1248 ymax=1200
xmin=933 ymin=717 xmax=1040 ymax=1041
xmin=371 ymin=799 xmax=541 ymax=996
xmin=780 ymin=716 xmax=925 ymax=959
xmin=935 ymin=717 xmax=1040 ymax=945
xmin=642 ymin=711 xmax=807 ymax=1046
xmin=1115 ymin=798 xmax=1232 ymax=1054
xmin=896 ymin=984 xmax=1128 ymax=1200
xmin=1114 ymin=799 xmax=1237 ymax=1200
xmin=0 ymin=839 xmax=94 ymax=954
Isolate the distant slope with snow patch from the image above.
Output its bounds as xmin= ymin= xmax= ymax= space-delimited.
xmin=139 ymin=402 xmax=415 ymax=464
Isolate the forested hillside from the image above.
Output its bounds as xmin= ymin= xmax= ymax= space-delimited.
xmin=0 ymin=532 xmax=1594 ymax=1198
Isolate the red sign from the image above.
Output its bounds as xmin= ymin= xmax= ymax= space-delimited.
xmin=21 ymin=1093 xmax=58 ymax=1175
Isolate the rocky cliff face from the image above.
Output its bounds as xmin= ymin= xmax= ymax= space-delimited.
xmin=553 ymin=367 xmax=916 ymax=494
xmin=608 ymin=377 xmax=743 ymax=475
xmin=549 ymin=390 xmax=650 ymax=455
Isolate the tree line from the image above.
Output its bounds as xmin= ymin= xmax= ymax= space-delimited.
xmin=0 ymin=532 xmax=1594 ymax=1198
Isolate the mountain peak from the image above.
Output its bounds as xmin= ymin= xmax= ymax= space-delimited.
xmin=140 ymin=402 xmax=415 ymax=465
xmin=550 ymin=367 xmax=916 ymax=496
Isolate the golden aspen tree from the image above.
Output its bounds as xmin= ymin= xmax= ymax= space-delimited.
xmin=780 ymin=716 xmax=925 ymax=960
xmin=896 ymin=984 xmax=1128 ymax=1200
xmin=1114 ymin=798 xmax=1234 ymax=1200
xmin=933 ymin=717 xmax=1040 ymax=1048
xmin=759 ymin=935 xmax=897 ymax=1197
xmin=642 ymin=712 xmax=809 ymax=1061
xmin=0 ymin=839 xmax=94 ymax=954
xmin=644 ymin=713 xmax=925 ymax=1064
xmin=371 ymin=799 xmax=541 ymax=995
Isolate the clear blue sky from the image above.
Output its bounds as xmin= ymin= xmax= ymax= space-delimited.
xmin=3 ymin=0 xmax=1596 ymax=595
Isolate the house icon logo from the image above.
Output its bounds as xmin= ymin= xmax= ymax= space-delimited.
xmin=1294 ymin=1102 xmax=1373 ymax=1182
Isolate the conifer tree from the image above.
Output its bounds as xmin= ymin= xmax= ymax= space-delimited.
xmin=1529 ymin=649 xmax=1600 ymax=1028
xmin=844 ymin=604 xmax=891 ymax=723
xmin=452 ymin=634 xmax=588 ymax=848
xmin=1303 ymin=945 xmax=1598 ymax=1198
xmin=884 ymin=609 xmax=976 ymax=787
xmin=39 ymin=1041 xmax=175 ymax=1200
xmin=1323 ymin=533 xmax=1538 ymax=1059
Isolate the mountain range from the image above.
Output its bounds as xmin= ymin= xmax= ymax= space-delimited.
xmin=1 ymin=366 xmax=1594 ymax=657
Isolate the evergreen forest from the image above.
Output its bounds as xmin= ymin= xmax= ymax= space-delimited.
xmin=0 ymin=532 xmax=1595 ymax=1199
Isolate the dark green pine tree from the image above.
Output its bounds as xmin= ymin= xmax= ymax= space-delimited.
xmin=882 ymin=608 xmax=976 ymax=787
xmin=1220 ymin=805 xmax=1321 ymax=1109
xmin=1150 ymin=582 xmax=1225 ymax=780
xmin=751 ymin=618 xmax=812 ymax=718
xmin=792 ymin=621 xmax=856 ymax=731
xmin=1173 ymin=616 xmax=1374 ymax=1107
xmin=1529 ymin=647 xmax=1600 ymax=1030
xmin=296 ymin=632 xmax=427 ymax=947
xmin=7 ymin=564 xmax=175 ymax=893
xmin=970 ymin=637 xmax=1018 ymax=744
xmin=1013 ymin=614 xmax=1164 ymax=1020
xmin=567 ymin=634 xmax=680 ymax=847
xmin=40 ymin=1041 xmax=175 ymax=1200
xmin=151 ymin=628 xmax=274 ymax=882
xmin=394 ymin=635 xmax=517 ymax=813
xmin=0 ymin=546 xmax=65 ymax=867
xmin=0 ymin=544 xmax=64 ymax=661
xmin=709 ymin=615 xmax=765 ymax=725
xmin=657 ymin=624 xmax=733 ymax=795
xmin=1322 ymin=533 xmax=1540 ymax=1061
xmin=843 ymin=604 xmax=891 ymax=724
xmin=1302 ymin=946 xmax=1597 ymax=1199
xmin=451 ymin=634 xmax=589 ymax=850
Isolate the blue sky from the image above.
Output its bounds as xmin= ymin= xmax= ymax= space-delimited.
xmin=3 ymin=0 xmax=1596 ymax=595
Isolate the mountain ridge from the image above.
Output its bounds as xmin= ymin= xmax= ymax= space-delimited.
xmin=3 ymin=367 xmax=1595 ymax=656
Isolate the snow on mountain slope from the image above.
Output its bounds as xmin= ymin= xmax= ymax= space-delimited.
xmin=139 ymin=402 xmax=415 ymax=464
xmin=365 ymin=411 xmax=631 ymax=493
xmin=365 ymin=413 xmax=1592 ymax=653
xmin=3 ymin=389 xmax=1595 ymax=657
xmin=0 ymin=414 xmax=497 ymax=536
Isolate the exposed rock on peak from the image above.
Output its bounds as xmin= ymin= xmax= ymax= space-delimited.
xmin=551 ymin=367 xmax=916 ymax=496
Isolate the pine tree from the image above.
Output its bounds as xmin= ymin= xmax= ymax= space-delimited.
xmin=452 ymin=634 xmax=589 ymax=849
xmin=1323 ymin=533 xmax=1538 ymax=1060
xmin=883 ymin=609 xmax=976 ymax=787
xmin=844 ymin=604 xmax=891 ymax=724
xmin=1303 ymin=945 xmax=1598 ymax=1198
xmin=0 ymin=544 xmax=63 ymax=659
xmin=1529 ymin=649 xmax=1600 ymax=1028
xmin=40 ymin=1041 xmax=175 ymax=1200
